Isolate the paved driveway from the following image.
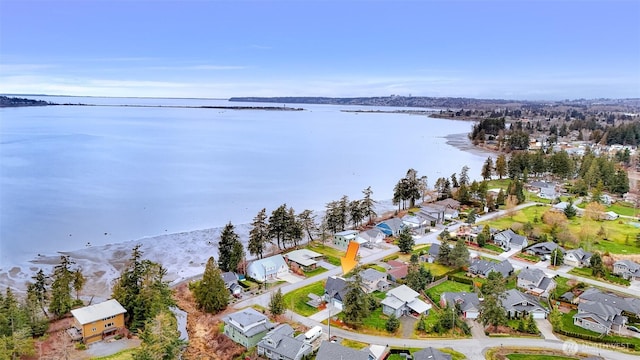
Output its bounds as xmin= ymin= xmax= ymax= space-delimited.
xmin=278 ymin=272 xmax=304 ymax=284
xmin=536 ymin=319 xmax=558 ymax=340
xmin=85 ymin=339 xmax=141 ymax=358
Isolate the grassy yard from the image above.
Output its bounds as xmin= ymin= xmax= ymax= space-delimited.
xmin=307 ymin=243 xmax=344 ymax=266
xmin=483 ymin=243 xmax=505 ymax=253
xmin=560 ymin=310 xmax=640 ymax=349
xmin=303 ymin=267 xmax=327 ymax=277
xmin=552 ymin=276 xmax=574 ymax=297
xmin=425 ymin=280 xmax=473 ymax=303
xmin=282 ymin=280 xmax=325 ymax=316
xmin=567 ymin=267 xmax=630 ymax=286
xmin=514 ymin=253 xmax=541 ymax=262
xmin=423 ymin=262 xmax=456 ymax=276
xmin=365 ymin=264 xmax=388 ymax=273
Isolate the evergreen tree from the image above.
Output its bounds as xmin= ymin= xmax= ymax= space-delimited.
xmin=297 ymin=209 xmax=318 ymax=244
xmin=361 ymin=186 xmax=377 ymax=224
xmin=72 ymin=268 xmax=85 ymax=301
xmin=269 ymin=204 xmax=290 ymax=249
xmin=496 ymin=188 xmax=506 ymax=206
xmin=550 ymin=248 xmax=564 ymax=266
xmin=192 ymin=257 xmax=228 ymax=314
xmin=466 ymin=209 xmax=477 ymax=224
xmin=450 ymin=173 xmax=459 ymax=188
xmin=589 ymin=252 xmax=605 ymax=277
xmin=349 ymin=200 xmax=364 ymax=228
xmin=249 ymin=208 xmax=269 ymax=259
xmin=29 ymin=269 xmax=49 ymax=317
xmin=218 ymin=222 xmax=244 ymax=273
xmin=478 ymin=294 xmax=507 ymax=333
xmin=481 ymin=157 xmax=494 ymax=180
xmin=398 ymin=228 xmax=414 ymax=253
xmin=451 ymin=238 xmax=470 ymax=268
xmin=564 ymin=198 xmax=577 ymax=219
xmin=416 ymin=315 xmax=427 ymax=332
xmin=526 ymin=314 xmax=539 ymax=334
xmin=482 ymin=272 xmax=506 ymax=297
xmin=269 ymin=288 xmax=285 ymax=316
xmin=48 ymin=255 xmax=75 ymax=317
xmin=133 ymin=311 xmax=184 ymax=360
xmin=385 ymin=314 xmax=400 ymax=333
xmin=342 ymin=267 xmax=370 ymax=328
xmin=437 ymin=240 xmax=452 ymax=266
xmin=285 ymin=207 xmax=302 ymax=248
xmin=495 ymin=154 xmax=507 ymax=179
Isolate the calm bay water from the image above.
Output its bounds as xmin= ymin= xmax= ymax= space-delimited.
xmin=0 ymin=97 xmax=489 ymax=267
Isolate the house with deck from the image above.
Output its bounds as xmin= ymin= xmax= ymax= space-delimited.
xmin=375 ymin=218 xmax=405 ymax=237
xmin=70 ymin=299 xmax=127 ymax=344
xmin=223 ymin=308 xmax=275 ymax=348
xmin=381 ymin=285 xmax=431 ymax=318
xmin=356 ymin=228 xmax=385 ymax=246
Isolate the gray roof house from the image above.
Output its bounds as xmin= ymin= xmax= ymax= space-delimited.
xmin=324 ymin=276 xmax=350 ymax=311
xmin=284 ymin=249 xmax=322 ymax=271
xmin=440 ymin=292 xmax=481 ymax=319
xmin=381 ymin=285 xmax=432 ymax=318
xmin=573 ymin=301 xmax=628 ymax=335
xmin=376 ymin=218 xmax=405 ymax=236
xmin=418 ymin=205 xmax=446 ymax=224
xmin=613 ymin=260 xmax=640 ymax=281
xmin=576 ymin=288 xmax=640 ymax=317
xmin=493 ymin=229 xmax=528 ymax=251
xmin=315 ymin=341 xmax=370 ymax=360
xmin=517 ymin=268 xmax=556 ymax=298
xmin=468 ymin=259 xmax=514 ymax=278
xmin=256 ymin=324 xmax=312 ymax=360
xmin=564 ymin=248 xmax=593 ymax=268
xmin=333 ymin=230 xmax=359 ymax=249
xmin=247 ymin=254 xmax=289 ymax=283
xmin=413 ymin=347 xmax=452 ymax=360
xmin=223 ymin=308 xmax=275 ymax=348
xmin=221 ymin=272 xmax=242 ymax=296
xmin=360 ymin=268 xmax=389 ymax=293
xmin=500 ymin=289 xmax=549 ymax=319
xmin=356 ymin=228 xmax=386 ymax=245
xmin=420 ymin=243 xmax=440 ymax=263
xmin=525 ymin=242 xmax=565 ymax=259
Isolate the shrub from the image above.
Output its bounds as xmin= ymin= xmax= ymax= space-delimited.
xmin=386 ymin=314 xmax=400 ymax=333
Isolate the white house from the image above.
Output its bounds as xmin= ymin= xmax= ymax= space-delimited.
xmin=247 ymin=254 xmax=289 ymax=282
xmin=381 ymin=285 xmax=431 ymax=318
xmin=613 ymin=260 xmax=640 ymax=280
xmin=356 ymin=228 xmax=385 ymax=245
xmin=333 ymin=230 xmax=359 ymax=249
xmin=564 ymin=248 xmax=593 ymax=268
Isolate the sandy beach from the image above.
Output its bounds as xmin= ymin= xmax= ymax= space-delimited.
xmin=0 ymin=200 xmax=399 ymax=301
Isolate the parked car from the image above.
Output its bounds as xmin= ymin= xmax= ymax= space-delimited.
xmin=628 ymin=326 xmax=640 ymax=333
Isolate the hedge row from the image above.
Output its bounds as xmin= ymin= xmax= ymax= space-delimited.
xmin=554 ymin=328 xmax=637 ymax=350
xmin=433 ymin=268 xmax=462 ymax=281
xmin=448 ymin=273 xmax=475 ymax=285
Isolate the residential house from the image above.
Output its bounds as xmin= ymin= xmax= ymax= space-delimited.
xmin=525 ymin=242 xmax=565 ymax=260
xmin=256 ymin=324 xmax=312 ymax=360
xmin=418 ymin=205 xmax=446 ymax=225
xmin=440 ymin=292 xmax=481 ymax=319
xmin=401 ymin=213 xmax=428 ymax=229
xmin=375 ymin=218 xmax=405 ymax=237
xmin=222 ymin=308 xmax=275 ymax=348
xmin=564 ymin=248 xmax=593 ymax=268
xmin=575 ymin=288 xmax=640 ymax=318
xmin=315 ymin=341 xmax=370 ymax=360
xmin=360 ymin=268 xmax=389 ymax=293
xmin=381 ymin=285 xmax=431 ymax=318
xmin=529 ymin=181 xmax=557 ymax=200
xmin=247 ymin=254 xmax=289 ymax=282
xmin=324 ymin=276 xmax=349 ymax=311
xmin=386 ymin=260 xmax=409 ymax=282
xmin=493 ymin=229 xmax=528 ymax=251
xmin=367 ymin=344 xmax=389 ymax=360
xmin=517 ymin=268 xmax=556 ymax=297
xmin=70 ymin=299 xmax=127 ymax=344
xmin=500 ymin=289 xmax=549 ymax=319
xmin=356 ymin=228 xmax=385 ymax=246
xmin=284 ymin=249 xmax=322 ymax=272
xmin=573 ymin=301 xmax=627 ymax=334
xmin=413 ymin=347 xmax=452 ymax=360
xmin=420 ymin=243 xmax=440 ymax=263
xmin=613 ymin=260 xmax=640 ymax=281
xmin=435 ymin=198 xmax=461 ymax=210
xmin=333 ymin=230 xmax=359 ymax=249
xmin=603 ymin=211 xmax=619 ymax=221
xmin=468 ymin=259 xmax=514 ymax=278
xmin=552 ymin=201 xmax=582 ymax=215
xmin=221 ymin=271 xmax=242 ymax=296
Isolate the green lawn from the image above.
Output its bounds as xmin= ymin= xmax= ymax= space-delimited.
xmin=303 ymin=267 xmax=327 ymax=277
xmin=486 ymin=179 xmax=514 ymax=190
xmin=483 ymin=244 xmax=505 ymax=253
xmin=552 ymin=276 xmax=573 ymax=298
xmin=367 ymin=264 xmax=388 ymax=273
xmin=282 ymin=280 xmax=325 ymax=316
xmin=439 ymin=348 xmax=467 ymax=360
xmin=560 ymin=310 xmax=640 ymax=349
xmin=506 ymin=355 xmax=576 ymax=360
xmin=422 ymin=262 xmax=456 ymax=276
xmin=425 ymin=280 xmax=473 ymax=303
xmin=307 ymin=243 xmax=344 ymax=266
xmin=568 ymin=267 xmax=630 ymax=286
xmin=514 ymin=253 xmax=541 ymax=262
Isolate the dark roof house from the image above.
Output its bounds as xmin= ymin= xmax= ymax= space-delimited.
xmin=468 ymin=259 xmax=514 ymax=278
xmin=256 ymin=324 xmax=312 ymax=360
xmin=315 ymin=341 xmax=370 ymax=360
xmin=413 ymin=347 xmax=452 ymax=360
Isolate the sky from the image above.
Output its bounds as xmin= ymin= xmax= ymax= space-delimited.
xmin=1 ymin=0 xmax=639 ymax=100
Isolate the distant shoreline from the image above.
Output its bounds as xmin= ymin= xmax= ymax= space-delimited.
xmin=58 ymin=103 xmax=305 ymax=111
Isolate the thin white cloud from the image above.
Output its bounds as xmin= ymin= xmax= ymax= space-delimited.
xmin=147 ymin=65 xmax=247 ymax=71
xmin=0 ymin=64 xmax=57 ymax=72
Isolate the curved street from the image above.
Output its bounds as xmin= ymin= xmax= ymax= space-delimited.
xmin=233 ymin=202 xmax=639 ymax=359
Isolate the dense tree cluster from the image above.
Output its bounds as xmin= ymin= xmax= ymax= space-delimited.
xmin=191 ymin=257 xmax=228 ymax=314
xmin=393 ymin=169 xmax=424 ymax=210
xmin=249 ymin=205 xmax=317 ymax=258
xmin=324 ymin=187 xmax=377 ymax=235
xmin=218 ymin=222 xmax=244 ymax=273
xmin=604 ymin=122 xmax=640 ymax=146
xmin=0 ymin=288 xmax=48 ymax=359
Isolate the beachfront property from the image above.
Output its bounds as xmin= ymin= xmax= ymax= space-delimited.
xmin=517 ymin=268 xmax=556 ymax=298
xmin=284 ymin=249 xmax=322 ymax=272
xmin=333 ymin=230 xmax=359 ymax=249
xmin=381 ymin=284 xmax=431 ymax=318
xmin=247 ymin=254 xmax=289 ymax=282
xmin=612 ymin=259 xmax=640 ymax=280
xmin=256 ymin=324 xmax=312 ymax=360
xmin=69 ymin=299 xmax=127 ymax=344
xmin=564 ymin=248 xmax=593 ymax=268
xmin=356 ymin=227 xmax=385 ymax=246
xmin=375 ymin=218 xmax=405 ymax=236
xmin=221 ymin=271 xmax=243 ymax=296
xmin=223 ymin=308 xmax=275 ymax=348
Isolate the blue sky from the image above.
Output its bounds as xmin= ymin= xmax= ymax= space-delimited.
xmin=1 ymin=0 xmax=639 ymax=100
